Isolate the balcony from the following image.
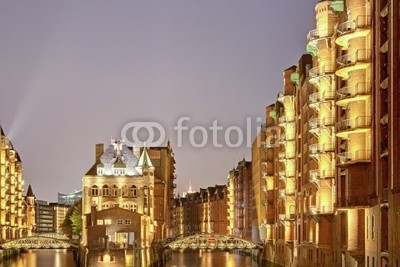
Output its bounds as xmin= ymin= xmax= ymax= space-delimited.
xmin=309 ymin=142 xmax=334 ymax=158
xmin=279 ymin=213 xmax=296 ymax=221
xmin=337 ymin=195 xmax=371 ymax=208
xmin=309 ymin=117 xmax=335 ymax=134
xmin=336 ymin=15 xmax=371 ymax=48
xmin=309 ymin=205 xmax=334 ymax=215
xmin=278 ymin=115 xmax=295 ymax=127
xmin=309 ymin=91 xmax=335 ymax=109
xmin=336 ymin=150 xmax=371 ymax=166
xmin=308 ymin=65 xmax=335 ymax=85
xmin=277 ymin=91 xmax=294 ymax=104
xmin=336 ymin=82 xmax=371 ymax=106
xmin=336 ymin=116 xmax=371 ymax=138
xmin=279 ymin=189 xmax=295 ymax=198
xmin=306 ymin=28 xmax=334 ymax=56
xmin=279 ymin=134 xmax=295 ymax=144
xmin=309 ymin=169 xmax=334 ymax=181
xmin=336 ymin=49 xmax=371 ymax=79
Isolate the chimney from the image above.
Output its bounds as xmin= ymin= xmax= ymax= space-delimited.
xmin=95 ymin=143 xmax=104 ymax=163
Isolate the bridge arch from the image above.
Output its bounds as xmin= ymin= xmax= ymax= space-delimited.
xmin=164 ymin=234 xmax=261 ymax=250
xmin=1 ymin=236 xmax=77 ymax=249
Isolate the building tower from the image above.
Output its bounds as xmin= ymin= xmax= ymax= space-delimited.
xmin=25 ymin=185 xmax=36 ymax=236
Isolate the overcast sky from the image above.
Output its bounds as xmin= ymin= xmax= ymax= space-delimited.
xmin=0 ymin=1 xmax=315 ymax=201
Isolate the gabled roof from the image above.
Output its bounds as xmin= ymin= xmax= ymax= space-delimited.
xmin=137 ymin=147 xmax=154 ymax=168
xmin=26 ymin=185 xmax=35 ymax=197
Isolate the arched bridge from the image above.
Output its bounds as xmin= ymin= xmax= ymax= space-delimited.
xmin=1 ymin=234 xmax=78 ymax=249
xmin=164 ymin=234 xmax=261 ymax=250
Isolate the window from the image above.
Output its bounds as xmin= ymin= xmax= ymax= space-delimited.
xmin=117 ymin=219 xmax=123 ymax=225
xmin=371 ymin=215 xmax=375 ymax=240
xmin=130 ymin=204 xmax=137 ymax=212
xmin=111 ymin=185 xmax=118 ymax=197
xmin=97 ymin=219 xmax=103 ymax=225
xmin=130 ymin=186 xmax=137 ymax=197
xmin=102 ymin=185 xmax=109 ymax=196
xmin=104 ymin=219 xmax=112 ymax=225
xmin=122 ymin=185 xmax=128 ymax=197
xmin=91 ymin=185 xmax=99 ymax=196
xmin=102 ymin=203 xmax=110 ymax=209
xmin=125 ymin=219 xmax=131 ymax=225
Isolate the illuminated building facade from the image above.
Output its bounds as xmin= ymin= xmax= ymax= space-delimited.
xmin=49 ymin=203 xmax=70 ymax=234
xmin=227 ymin=159 xmax=253 ymax=241
xmin=0 ymin=125 xmax=26 ymax=240
xmin=173 ymin=185 xmax=228 ymax=236
xmin=146 ymin=143 xmax=176 ymax=240
xmin=82 ymin=140 xmax=155 ymax=248
xmin=253 ymin=1 xmax=400 ymax=266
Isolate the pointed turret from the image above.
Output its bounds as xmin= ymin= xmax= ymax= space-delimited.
xmin=26 ymin=185 xmax=35 ymax=197
xmin=136 ymin=147 xmax=154 ymax=175
xmin=0 ymin=124 xmax=5 ymax=136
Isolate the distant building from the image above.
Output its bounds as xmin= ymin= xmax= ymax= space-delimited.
xmin=174 ymin=185 xmax=229 ymax=236
xmin=58 ymin=189 xmax=82 ymax=205
xmin=35 ymin=200 xmax=54 ymax=233
xmin=0 ymin=125 xmax=27 ymax=240
xmin=227 ymin=159 xmax=253 ymax=241
xmin=49 ymin=203 xmax=71 ymax=234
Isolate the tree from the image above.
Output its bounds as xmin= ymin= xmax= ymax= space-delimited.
xmin=61 ymin=199 xmax=82 ymax=237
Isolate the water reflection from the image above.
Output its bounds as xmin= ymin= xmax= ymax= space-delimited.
xmin=166 ymin=250 xmax=261 ymax=267
xmin=0 ymin=249 xmax=77 ymax=267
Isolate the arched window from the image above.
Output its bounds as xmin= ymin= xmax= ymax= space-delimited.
xmin=130 ymin=203 xmax=137 ymax=212
xmin=102 ymin=185 xmax=109 ymax=196
xmin=91 ymin=185 xmax=99 ymax=196
xmin=122 ymin=185 xmax=128 ymax=197
xmin=130 ymin=186 xmax=137 ymax=197
xmin=111 ymin=185 xmax=118 ymax=197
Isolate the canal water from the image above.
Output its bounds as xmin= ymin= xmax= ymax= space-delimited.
xmin=166 ymin=250 xmax=263 ymax=267
xmin=0 ymin=249 xmax=77 ymax=267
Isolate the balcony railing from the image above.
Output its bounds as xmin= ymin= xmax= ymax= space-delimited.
xmin=337 ymin=195 xmax=371 ymax=208
xmin=336 ymin=116 xmax=371 ymax=133
xmin=336 ymin=82 xmax=371 ymax=102
xmin=309 ymin=117 xmax=335 ymax=130
xmin=309 ymin=169 xmax=335 ymax=181
xmin=309 ymin=65 xmax=335 ymax=79
xmin=279 ymin=189 xmax=295 ymax=198
xmin=307 ymin=28 xmax=334 ymax=43
xmin=336 ymin=15 xmax=371 ymax=35
xmin=336 ymin=49 xmax=371 ymax=69
xmin=278 ymin=91 xmax=294 ymax=103
xmin=279 ymin=213 xmax=295 ymax=221
xmin=336 ymin=150 xmax=371 ymax=165
xmin=309 ymin=142 xmax=335 ymax=155
xmin=278 ymin=115 xmax=295 ymax=126
xmin=309 ymin=205 xmax=334 ymax=214
xmin=279 ymin=134 xmax=295 ymax=143
xmin=309 ymin=91 xmax=335 ymax=106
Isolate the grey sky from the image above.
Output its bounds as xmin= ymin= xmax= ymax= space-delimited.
xmin=0 ymin=1 xmax=314 ymax=201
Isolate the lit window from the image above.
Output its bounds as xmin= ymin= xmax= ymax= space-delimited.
xmin=122 ymin=185 xmax=128 ymax=197
xmin=125 ymin=219 xmax=131 ymax=225
xmin=130 ymin=204 xmax=137 ymax=212
xmin=104 ymin=219 xmax=112 ymax=225
xmin=91 ymin=185 xmax=99 ymax=196
xmin=102 ymin=185 xmax=109 ymax=196
xmin=97 ymin=220 xmax=103 ymax=225
xmin=111 ymin=185 xmax=118 ymax=197
xmin=130 ymin=186 xmax=137 ymax=197
xmin=117 ymin=219 xmax=123 ymax=225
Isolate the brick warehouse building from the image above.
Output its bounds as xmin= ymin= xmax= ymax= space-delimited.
xmin=251 ymin=0 xmax=400 ymax=266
